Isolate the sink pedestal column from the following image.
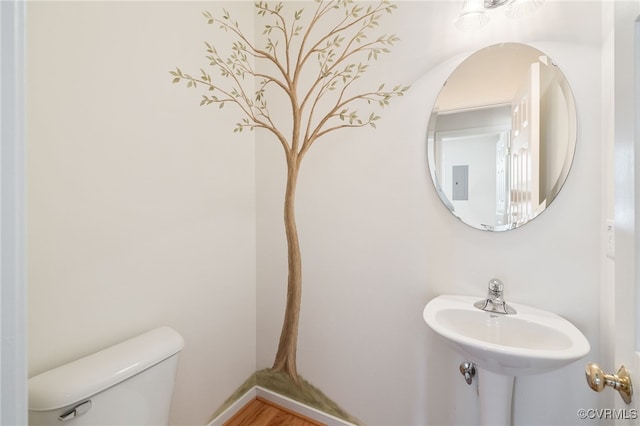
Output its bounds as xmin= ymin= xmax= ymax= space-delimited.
xmin=478 ymin=369 xmax=514 ymax=426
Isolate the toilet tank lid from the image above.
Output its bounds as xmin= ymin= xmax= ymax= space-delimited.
xmin=28 ymin=326 xmax=184 ymax=411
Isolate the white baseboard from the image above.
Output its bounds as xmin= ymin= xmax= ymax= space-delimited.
xmin=207 ymin=387 xmax=256 ymax=426
xmin=207 ymin=386 xmax=357 ymax=426
xmin=255 ymin=386 xmax=357 ymax=426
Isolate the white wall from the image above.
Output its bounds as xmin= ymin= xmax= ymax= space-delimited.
xmin=26 ymin=1 xmax=609 ymax=425
xmin=441 ymin=134 xmax=498 ymax=227
xmin=256 ymin=1 xmax=602 ymax=425
xmin=26 ymin=3 xmax=256 ymax=424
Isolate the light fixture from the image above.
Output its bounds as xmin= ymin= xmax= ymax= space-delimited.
xmin=454 ymin=0 xmax=545 ymax=31
xmin=454 ymin=0 xmax=490 ymax=32
xmin=484 ymin=0 xmax=512 ymax=8
xmin=504 ymin=0 xmax=545 ymax=19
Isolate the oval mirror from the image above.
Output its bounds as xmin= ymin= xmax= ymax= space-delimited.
xmin=427 ymin=43 xmax=577 ymax=231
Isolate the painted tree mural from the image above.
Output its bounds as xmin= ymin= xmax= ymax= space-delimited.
xmin=172 ymin=0 xmax=407 ymax=385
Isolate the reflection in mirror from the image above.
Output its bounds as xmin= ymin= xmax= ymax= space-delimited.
xmin=427 ymin=43 xmax=577 ymax=231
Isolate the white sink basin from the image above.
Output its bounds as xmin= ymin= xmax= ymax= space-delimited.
xmin=423 ymin=295 xmax=590 ymax=376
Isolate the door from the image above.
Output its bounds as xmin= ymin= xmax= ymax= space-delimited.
xmin=596 ymin=3 xmax=640 ymax=425
xmin=509 ymin=61 xmax=541 ymax=226
xmin=613 ymin=5 xmax=640 ymax=425
xmin=495 ymin=133 xmax=509 ymax=226
xmin=0 ymin=1 xmax=28 ymax=424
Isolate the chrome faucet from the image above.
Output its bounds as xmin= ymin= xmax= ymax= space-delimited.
xmin=474 ymin=278 xmax=517 ymax=314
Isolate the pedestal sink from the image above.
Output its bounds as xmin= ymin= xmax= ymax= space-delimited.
xmin=423 ymin=295 xmax=590 ymax=425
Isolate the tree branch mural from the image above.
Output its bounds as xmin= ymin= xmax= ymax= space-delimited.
xmin=172 ymin=0 xmax=407 ymax=385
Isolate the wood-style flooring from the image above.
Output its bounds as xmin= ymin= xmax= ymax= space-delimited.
xmin=223 ymin=397 xmax=326 ymax=426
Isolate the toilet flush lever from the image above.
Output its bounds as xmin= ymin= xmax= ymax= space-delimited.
xmin=459 ymin=361 xmax=476 ymax=385
xmin=585 ymin=363 xmax=633 ymax=404
xmin=58 ymin=400 xmax=92 ymax=422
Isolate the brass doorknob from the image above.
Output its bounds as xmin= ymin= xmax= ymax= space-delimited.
xmin=585 ymin=363 xmax=633 ymax=404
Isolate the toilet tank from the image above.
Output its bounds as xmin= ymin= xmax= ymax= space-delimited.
xmin=28 ymin=327 xmax=184 ymax=426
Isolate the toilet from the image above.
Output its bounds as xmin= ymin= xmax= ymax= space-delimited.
xmin=28 ymin=326 xmax=184 ymax=425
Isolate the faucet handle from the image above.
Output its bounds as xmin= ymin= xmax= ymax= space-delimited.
xmin=488 ymin=278 xmax=504 ymax=294
xmin=475 ymin=278 xmax=516 ymax=314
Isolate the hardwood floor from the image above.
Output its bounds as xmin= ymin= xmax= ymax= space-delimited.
xmin=223 ymin=397 xmax=326 ymax=426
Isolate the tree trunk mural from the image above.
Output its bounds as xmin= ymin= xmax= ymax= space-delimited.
xmin=172 ymin=0 xmax=408 ymax=386
xmin=273 ymin=155 xmax=302 ymax=381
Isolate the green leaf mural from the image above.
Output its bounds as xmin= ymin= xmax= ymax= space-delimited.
xmin=172 ymin=0 xmax=408 ymax=419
